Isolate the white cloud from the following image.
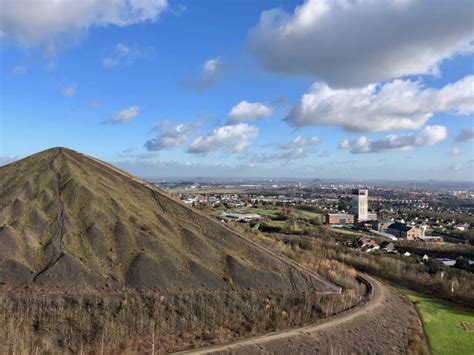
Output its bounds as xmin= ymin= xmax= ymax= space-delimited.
xmin=188 ymin=57 xmax=224 ymax=91
xmin=449 ymin=147 xmax=462 ymax=156
xmin=144 ymin=121 xmax=199 ymax=151
xmin=253 ymin=148 xmax=308 ymax=163
xmin=249 ymin=0 xmax=474 ymax=87
xmin=228 ymin=100 xmax=273 ymax=123
xmin=455 ymin=128 xmax=474 ymax=142
xmin=188 ymin=123 xmax=259 ymax=154
xmin=0 ymin=0 xmax=168 ymax=45
xmin=110 ymin=105 xmax=140 ymax=124
xmin=286 ymin=76 xmax=474 ymax=132
xmin=277 ymin=135 xmax=321 ymax=161
xmin=340 ymin=125 xmax=447 ymax=154
xmin=102 ymin=42 xmax=147 ymax=67
xmin=103 ymin=43 xmax=129 ymax=67
xmin=250 ymin=135 xmax=321 ymax=163
xmin=281 ymin=135 xmax=320 ymax=149
xmin=62 ymin=83 xmax=78 ymax=97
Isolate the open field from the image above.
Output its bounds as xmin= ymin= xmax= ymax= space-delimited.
xmin=230 ymin=206 xmax=324 ymax=232
xmin=297 ymin=209 xmax=322 ymax=220
xmin=250 ymin=207 xmax=282 ymax=217
xmin=400 ymin=289 xmax=474 ymax=355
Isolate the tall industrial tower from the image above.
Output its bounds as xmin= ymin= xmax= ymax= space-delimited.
xmin=352 ymin=189 xmax=368 ymax=221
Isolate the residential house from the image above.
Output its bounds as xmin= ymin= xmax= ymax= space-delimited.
xmin=387 ymin=222 xmax=421 ymax=240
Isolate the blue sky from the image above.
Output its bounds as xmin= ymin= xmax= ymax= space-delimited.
xmin=1 ymin=0 xmax=473 ymax=180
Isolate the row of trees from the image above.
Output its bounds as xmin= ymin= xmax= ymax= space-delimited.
xmin=257 ymin=232 xmax=474 ymax=307
xmin=0 ymin=280 xmax=366 ymax=353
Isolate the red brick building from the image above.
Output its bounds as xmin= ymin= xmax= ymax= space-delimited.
xmin=326 ymin=213 xmax=354 ymax=225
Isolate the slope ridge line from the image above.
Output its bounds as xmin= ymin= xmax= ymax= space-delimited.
xmin=79 ymin=151 xmax=342 ymax=293
xmin=33 ymin=148 xmax=65 ymax=283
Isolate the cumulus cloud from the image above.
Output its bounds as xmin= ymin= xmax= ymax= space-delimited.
xmin=281 ymin=135 xmax=320 ymax=149
xmin=228 ymin=100 xmax=273 ymax=123
xmin=188 ymin=57 xmax=224 ymax=91
xmin=188 ymin=123 xmax=259 ymax=154
xmin=278 ymin=135 xmax=321 ymax=161
xmin=249 ymin=0 xmax=474 ymax=87
xmin=61 ymin=83 xmax=78 ymax=97
xmin=286 ymin=76 xmax=474 ymax=132
xmin=339 ymin=125 xmax=447 ymax=154
xmin=109 ymin=105 xmax=140 ymax=124
xmin=455 ymin=128 xmax=474 ymax=142
xmin=251 ymin=135 xmax=321 ymax=163
xmin=250 ymin=148 xmax=308 ymax=164
xmin=0 ymin=0 xmax=168 ymax=45
xmin=144 ymin=121 xmax=199 ymax=151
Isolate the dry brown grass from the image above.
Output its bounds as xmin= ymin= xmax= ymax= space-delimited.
xmin=0 ymin=286 xmax=366 ymax=353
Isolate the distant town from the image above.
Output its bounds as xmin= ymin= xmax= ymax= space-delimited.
xmin=151 ymin=177 xmax=474 ymax=271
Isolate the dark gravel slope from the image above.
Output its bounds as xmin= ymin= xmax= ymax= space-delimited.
xmin=0 ymin=147 xmax=337 ymax=293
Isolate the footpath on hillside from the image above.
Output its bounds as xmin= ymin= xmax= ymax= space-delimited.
xmin=177 ymin=275 xmax=427 ymax=354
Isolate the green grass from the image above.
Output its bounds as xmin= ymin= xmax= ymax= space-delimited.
xmin=400 ymin=289 xmax=474 ymax=355
xmin=295 ymin=209 xmax=322 ymax=220
xmin=252 ymin=207 xmax=323 ymax=222
xmin=251 ymin=207 xmax=282 ymax=217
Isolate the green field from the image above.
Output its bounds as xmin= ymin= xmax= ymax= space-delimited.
xmin=251 ymin=207 xmax=282 ymax=217
xmin=295 ymin=209 xmax=323 ymax=221
xmin=401 ymin=289 xmax=474 ymax=355
xmin=252 ymin=207 xmax=323 ymax=220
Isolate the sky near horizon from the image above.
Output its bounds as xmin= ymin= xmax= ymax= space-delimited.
xmin=1 ymin=0 xmax=473 ymax=180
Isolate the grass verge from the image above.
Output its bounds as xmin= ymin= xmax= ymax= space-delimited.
xmin=400 ymin=288 xmax=474 ymax=355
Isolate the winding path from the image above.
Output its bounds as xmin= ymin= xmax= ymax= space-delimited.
xmin=173 ymin=274 xmax=384 ymax=354
xmin=23 ymin=149 xmax=420 ymax=354
xmin=75 ymin=150 xmax=419 ymax=354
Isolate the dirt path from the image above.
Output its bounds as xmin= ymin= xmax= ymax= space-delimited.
xmin=172 ymin=274 xmax=381 ymax=354
xmin=79 ymin=151 xmax=424 ymax=354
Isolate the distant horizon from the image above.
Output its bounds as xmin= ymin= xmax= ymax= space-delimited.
xmin=143 ymin=174 xmax=474 ymax=184
xmin=1 ymin=148 xmax=473 ymax=185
